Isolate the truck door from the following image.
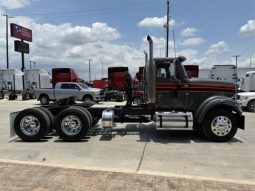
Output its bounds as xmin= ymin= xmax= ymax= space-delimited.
xmin=55 ymin=83 xmax=80 ymax=99
xmin=155 ymin=61 xmax=189 ymax=110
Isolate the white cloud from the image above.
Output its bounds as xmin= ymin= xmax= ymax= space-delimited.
xmin=138 ymin=16 xmax=175 ymax=28
xmin=177 ymin=49 xmax=198 ymax=59
xmin=0 ymin=16 xmax=144 ymax=79
xmin=240 ymin=20 xmax=255 ymax=36
xmin=206 ymin=41 xmax=229 ymax=55
xmin=179 ymin=37 xmax=206 ymax=46
xmin=0 ymin=0 xmax=30 ymax=9
xmin=180 ymin=27 xmax=199 ymax=37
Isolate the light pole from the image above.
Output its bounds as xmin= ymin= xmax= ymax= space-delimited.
xmin=28 ymin=61 xmax=36 ymax=69
xmin=88 ymin=59 xmax=92 ymax=82
xmin=233 ymin=55 xmax=241 ymax=68
xmin=250 ymin=53 xmax=254 ymax=68
xmin=2 ymin=12 xmax=13 ymax=69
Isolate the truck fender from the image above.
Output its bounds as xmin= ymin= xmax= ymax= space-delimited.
xmin=195 ymin=96 xmax=240 ymax=124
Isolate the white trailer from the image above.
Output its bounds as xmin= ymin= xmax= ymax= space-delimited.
xmin=209 ymin=65 xmax=238 ymax=83
xmin=24 ymin=69 xmax=52 ymax=98
xmin=0 ymin=69 xmax=26 ymax=100
xmin=241 ymin=71 xmax=255 ymax=92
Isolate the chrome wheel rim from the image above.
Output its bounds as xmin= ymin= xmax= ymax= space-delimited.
xmin=20 ymin=116 xmax=40 ymax=136
xmin=41 ymin=97 xmax=47 ymax=104
xmin=211 ymin=116 xmax=232 ymax=136
xmin=61 ymin=115 xmax=82 ymax=136
xmin=248 ymin=102 xmax=255 ymax=112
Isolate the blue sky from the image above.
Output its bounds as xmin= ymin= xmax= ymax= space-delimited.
xmin=0 ymin=0 xmax=254 ymax=80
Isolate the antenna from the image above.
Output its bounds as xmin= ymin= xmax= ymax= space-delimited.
xmin=173 ymin=30 xmax=176 ymax=58
xmin=166 ymin=0 xmax=170 ymax=57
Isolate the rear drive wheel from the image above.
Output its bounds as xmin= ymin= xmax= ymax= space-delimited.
xmin=247 ymin=100 xmax=255 ymax=112
xmin=40 ymin=95 xmax=49 ymax=105
xmin=35 ymin=107 xmax=55 ymax=135
xmin=71 ymin=106 xmax=93 ymax=127
xmin=14 ymin=108 xmax=50 ymax=141
xmin=55 ymin=107 xmax=90 ymax=141
xmin=202 ymin=109 xmax=237 ymax=142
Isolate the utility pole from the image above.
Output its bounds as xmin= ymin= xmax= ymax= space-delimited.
xmin=250 ymin=53 xmax=254 ymax=68
xmin=88 ymin=59 xmax=92 ymax=82
xmin=166 ymin=0 xmax=170 ymax=57
xmin=233 ymin=55 xmax=241 ymax=68
xmin=2 ymin=12 xmax=13 ymax=69
xmin=28 ymin=61 xmax=36 ymax=69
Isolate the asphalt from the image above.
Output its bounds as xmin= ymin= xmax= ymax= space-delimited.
xmin=1 ymin=99 xmax=255 ymax=190
xmin=1 ymin=160 xmax=255 ymax=191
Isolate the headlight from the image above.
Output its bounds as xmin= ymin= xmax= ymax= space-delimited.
xmin=95 ymin=91 xmax=100 ymax=95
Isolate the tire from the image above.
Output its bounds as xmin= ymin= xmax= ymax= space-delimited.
xmin=247 ymin=100 xmax=255 ymax=112
xmin=22 ymin=92 xmax=30 ymax=100
xmin=14 ymin=108 xmax=51 ymax=141
xmin=35 ymin=107 xmax=55 ymax=135
xmin=29 ymin=92 xmax=36 ymax=99
xmin=40 ymin=95 xmax=50 ymax=105
xmin=9 ymin=93 xmax=16 ymax=100
xmin=0 ymin=92 xmax=4 ymax=100
xmin=70 ymin=106 xmax=92 ymax=128
xmin=133 ymin=96 xmax=142 ymax=105
xmin=116 ymin=94 xmax=124 ymax=102
xmin=202 ymin=109 xmax=238 ymax=142
xmin=83 ymin=95 xmax=93 ymax=102
xmin=55 ymin=107 xmax=90 ymax=141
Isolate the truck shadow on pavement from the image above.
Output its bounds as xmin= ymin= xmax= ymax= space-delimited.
xmin=91 ymin=123 xmax=243 ymax=144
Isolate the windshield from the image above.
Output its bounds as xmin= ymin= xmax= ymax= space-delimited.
xmin=79 ymin=83 xmax=89 ymax=89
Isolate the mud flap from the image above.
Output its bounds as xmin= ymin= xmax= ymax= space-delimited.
xmin=237 ymin=114 xmax=245 ymax=130
xmin=9 ymin=111 xmax=19 ymax=137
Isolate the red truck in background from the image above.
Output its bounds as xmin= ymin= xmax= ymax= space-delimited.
xmin=132 ymin=67 xmax=145 ymax=104
xmin=92 ymin=78 xmax=108 ymax=89
xmin=104 ymin=67 xmax=128 ymax=101
xmin=184 ymin=65 xmax=199 ymax=78
xmin=52 ymin=68 xmax=79 ymax=88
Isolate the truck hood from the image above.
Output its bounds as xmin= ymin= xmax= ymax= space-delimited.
xmin=188 ymin=78 xmax=236 ymax=92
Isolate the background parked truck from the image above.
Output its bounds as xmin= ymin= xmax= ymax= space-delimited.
xmin=52 ymin=68 xmax=79 ymax=88
xmin=24 ymin=69 xmax=51 ymax=99
xmin=0 ymin=69 xmax=28 ymax=100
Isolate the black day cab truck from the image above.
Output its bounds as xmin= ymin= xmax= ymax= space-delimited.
xmin=10 ymin=36 xmax=245 ymax=142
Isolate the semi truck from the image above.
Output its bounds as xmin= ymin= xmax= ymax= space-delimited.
xmin=24 ymin=69 xmax=52 ymax=99
xmin=10 ymin=35 xmax=245 ymax=142
xmin=0 ymin=69 xmax=29 ymax=100
xmin=240 ymin=71 xmax=255 ymax=92
xmin=52 ymin=68 xmax=79 ymax=88
xmin=209 ymin=65 xmax=238 ymax=83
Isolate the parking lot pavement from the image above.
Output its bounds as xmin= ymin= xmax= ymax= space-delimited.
xmin=0 ymin=99 xmax=255 ymax=187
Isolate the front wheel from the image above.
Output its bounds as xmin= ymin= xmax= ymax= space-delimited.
xmin=247 ymin=100 xmax=255 ymax=112
xmin=202 ymin=109 xmax=238 ymax=142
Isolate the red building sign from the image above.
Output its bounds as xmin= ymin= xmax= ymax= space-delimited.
xmin=10 ymin=23 xmax=32 ymax=42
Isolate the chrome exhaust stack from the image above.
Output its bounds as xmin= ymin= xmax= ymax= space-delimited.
xmin=146 ymin=35 xmax=156 ymax=104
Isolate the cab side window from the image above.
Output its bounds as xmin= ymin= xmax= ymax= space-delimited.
xmin=156 ymin=64 xmax=171 ymax=80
